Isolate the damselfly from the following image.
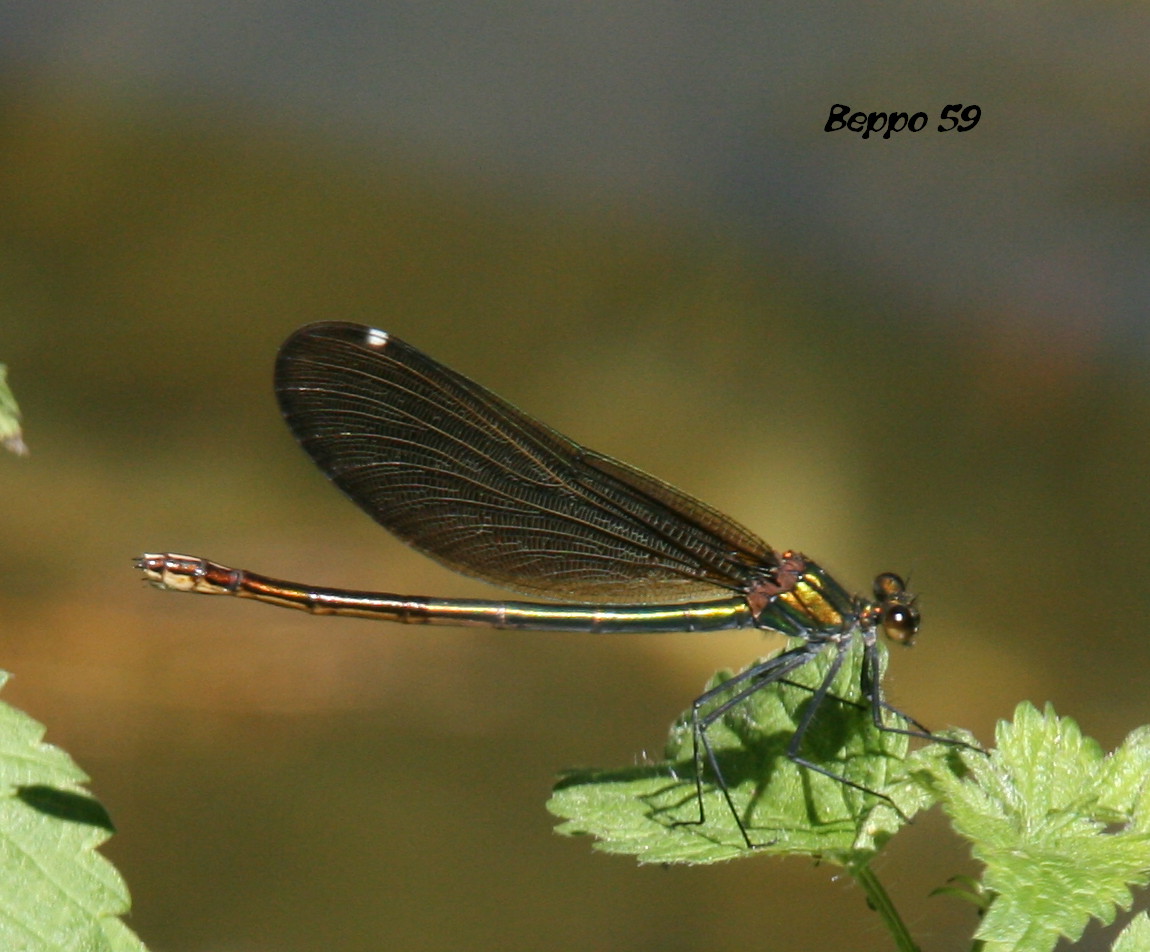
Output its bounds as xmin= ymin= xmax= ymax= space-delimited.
xmin=138 ymin=321 xmax=960 ymax=847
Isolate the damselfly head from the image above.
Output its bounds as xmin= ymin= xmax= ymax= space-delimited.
xmin=873 ymin=572 xmax=919 ymax=646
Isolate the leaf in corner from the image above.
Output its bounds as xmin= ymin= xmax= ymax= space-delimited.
xmin=1112 ymin=912 xmax=1150 ymax=952
xmin=0 ymin=672 xmax=146 ymax=951
xmin=920 ymin=702 xmax=1150 ymax=952
xmin=0 ymin=363 xmax=28 ymax=456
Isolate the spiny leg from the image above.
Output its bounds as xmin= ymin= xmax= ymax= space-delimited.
xmin=861 ymin=638 xmax=984 ymax=754
xmin=675 ymin=645 xmax=820 ymax=849
xmin=681 ymin=637 xmax=927 ymax=848
xmin=777 ymin=678 xmax=926 ymax=730
xmin=780 ymin=638 xmax=911 ymax=822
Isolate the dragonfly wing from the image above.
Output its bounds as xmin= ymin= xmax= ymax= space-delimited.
xmin=275 ymin=322 xmax=776 ymax=603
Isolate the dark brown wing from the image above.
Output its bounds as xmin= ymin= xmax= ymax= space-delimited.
xmin=274 ymin=322 xmax=776 ymax=603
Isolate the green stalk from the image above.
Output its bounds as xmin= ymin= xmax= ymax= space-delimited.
xmin=850 ymin=862 xmax=920 ymax=952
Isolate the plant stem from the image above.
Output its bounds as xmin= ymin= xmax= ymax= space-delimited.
xmin=851 ymin=862 xmax=920 ymax=952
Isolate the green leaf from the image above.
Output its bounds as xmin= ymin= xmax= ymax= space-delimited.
xmin=1113 ymin=912 xmax=1150 ymax=952
xmin=550 ymin=635 xmax=970 ymax=865
xmin=920 ymin=702 xmax=1150 ymax=952
xmin=0 ymin=672 xmax=146 ymax=951
xmin=0 ymin=364 xmax=28 ymax=456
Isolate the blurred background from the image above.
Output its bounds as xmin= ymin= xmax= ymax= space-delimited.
xmin=1 ymin=4 xmax=1148 ymax=951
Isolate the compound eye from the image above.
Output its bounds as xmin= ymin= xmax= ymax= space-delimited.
xmin=873 ymin=572 xmax=907 ymax=601
xmin=882 ymin=603 xmax=919 ymax=645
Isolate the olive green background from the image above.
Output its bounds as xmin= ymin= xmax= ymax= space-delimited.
xmin=1 ymin=15 xmax=1148 ymax=951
